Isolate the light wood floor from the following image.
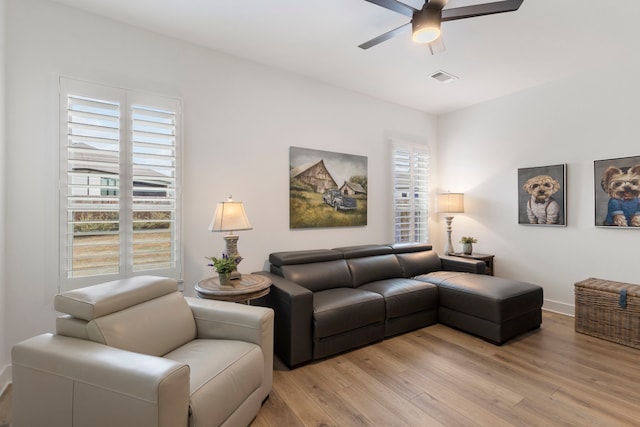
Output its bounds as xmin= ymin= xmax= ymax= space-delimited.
xmin=252 ymin=311 xmax=640 ymax=427
xmin=2 ymin=312 xmax=639 ymax=426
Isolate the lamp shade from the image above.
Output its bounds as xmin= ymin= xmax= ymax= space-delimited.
xmin=438 ymin=193 xmax=464 ymax=213
xmin=208 ymin=198 xmax=252 ymax=232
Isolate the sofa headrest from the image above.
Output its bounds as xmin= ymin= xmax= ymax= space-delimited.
xmin=396 ymin=250 xmax=442 ymax=278
xmin=280 ymin=259 xmax=353 ymax=292
xmin=54 ymin=275 xmax=178 ymax=321
xmin=391 ymin=242 xmax=434 ymax=254
xmin=333 ymin=244 xmax=393 ymax=259
xmin=269 ymin=249 xmax=342 ymax=266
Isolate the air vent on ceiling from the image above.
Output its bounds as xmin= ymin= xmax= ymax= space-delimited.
xmin=430 ymin=70 xmax=458 ymax=83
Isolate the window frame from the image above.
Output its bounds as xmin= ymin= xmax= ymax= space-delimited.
xmin=59 ymin=77 xmax=183 ymax=290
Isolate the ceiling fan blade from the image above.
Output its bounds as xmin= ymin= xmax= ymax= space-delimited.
xmin=428 ymin=36 xmax=446 ymax=55
xmin=362 ymin=0 xmax=417 ymax=18
xmin=442 ymin=0 xmax=524 ymax=22
xmin=358 ymin=22 xmax=411 ymax=49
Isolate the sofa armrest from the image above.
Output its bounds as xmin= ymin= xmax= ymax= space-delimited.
xmin=12 ymin=333 xmax=189 ymax=427
xmin=253 ymin=271 xmax=314 ymax=368
xmin=185 ymin=297 xmax=274 ymax=400
xmin=440 ymin=255 xmax=487 ymax=274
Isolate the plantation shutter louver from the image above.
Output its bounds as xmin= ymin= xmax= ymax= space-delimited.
xmin=60 ymin=78 xmax=181 ymax=289
xmin=64 ymin=91 xmax=122 ymax=278
xmin=131 ymin=103 xmax=178 ymax=272
xmin=393 ymin=142 xmax=429 ymax=243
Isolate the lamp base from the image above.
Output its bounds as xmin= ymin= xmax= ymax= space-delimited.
xmin=444 ymin=216 xmax=455 ymax=255
xmin=224 ymin=233 xmax=243 ymax=279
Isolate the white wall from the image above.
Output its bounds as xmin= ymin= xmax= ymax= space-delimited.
xmin=0 ymin=0 xmax=9 ymax=392
xmin=10 ymin=0 xmax=634 ymax=376
xmin=3 ymin=0 xmax=436 ymax=362
xmin=437 ymin=54 xmax=640 ymax=315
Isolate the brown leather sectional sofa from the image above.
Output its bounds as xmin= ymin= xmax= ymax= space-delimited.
xmin=256 ymin=243 xmax=543 ymax=368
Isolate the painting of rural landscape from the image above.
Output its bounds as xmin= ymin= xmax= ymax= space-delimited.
xmin=290 ymin=146 xmax=367 ymax=228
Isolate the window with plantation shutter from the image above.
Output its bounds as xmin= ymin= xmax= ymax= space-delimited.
xmin=392 ymin=141 xmax=429 ymax=243
xmin=60 ymin=78 xmax=182 ymax=289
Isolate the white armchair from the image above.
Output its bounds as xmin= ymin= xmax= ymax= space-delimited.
xmin=12 ymin=276 xmax=274 ymax=427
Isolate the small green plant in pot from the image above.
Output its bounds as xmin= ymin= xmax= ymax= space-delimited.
xmin=459 ymin=236 xmax=477 ymax=255
xmin=206 ymin=253 xmax=239 ymax=285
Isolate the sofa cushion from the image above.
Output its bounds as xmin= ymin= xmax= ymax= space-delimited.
xmin=313 ymin=288 xmax=385 ymax=339
xmin=87 ymin=292 xmax=197 ymax=357
xmin=396 ymin=250 xmax=442 ymax=278
xmin=280 ymin=259 xmax=353 ymax=292
xmin=359 ymin=278 xmax=438 ymax=319
xmin=346 ymin=254 xmax=403 ymax=287
xmin=164 ymin=339 xmax=263 ymax=427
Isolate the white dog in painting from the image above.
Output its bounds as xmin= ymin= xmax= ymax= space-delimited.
xmin=523 ymin=174 xmax=561 ymax=224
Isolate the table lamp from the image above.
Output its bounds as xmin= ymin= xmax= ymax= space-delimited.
xmin=208 ymin=195 xmax=252 ymax=279
xmin=438 ymin=192 xmax=464 ymax=255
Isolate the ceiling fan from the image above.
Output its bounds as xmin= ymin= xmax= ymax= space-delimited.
xmin=359 ymin=0 xmax=524 ymax=54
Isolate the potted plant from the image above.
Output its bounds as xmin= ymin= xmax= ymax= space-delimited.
xmin=459 ymin=236 xmax=477 ymax=255
xmin=206 ymin=253 xmax=239 ymax=286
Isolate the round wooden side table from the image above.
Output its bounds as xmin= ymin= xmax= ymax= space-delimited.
xmin=195 ymin=273 xmax=271 ymax=303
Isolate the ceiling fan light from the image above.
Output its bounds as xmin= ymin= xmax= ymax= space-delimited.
xmin=412 ymin=7 xmax=442 ymax=44
xmin=412 ymin=27 xmax=440 ymax=44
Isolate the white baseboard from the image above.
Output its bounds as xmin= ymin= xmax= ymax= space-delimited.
xmin=0 ymin=364 xmax=11 ymax=396
xmin=543 ymin=299 xmax=574 ymax=317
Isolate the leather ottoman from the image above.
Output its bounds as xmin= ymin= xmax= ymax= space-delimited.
xmin=418 ymin=271 xmax=543 ymax=344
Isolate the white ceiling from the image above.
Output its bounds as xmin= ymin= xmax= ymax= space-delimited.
xmin=49 ymin=0 xmax=640 ymax=115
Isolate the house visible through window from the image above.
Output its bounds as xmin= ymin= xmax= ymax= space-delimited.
xmin=59 ymin=78 xmax=182 ymax=289
xmin=392 ymin=141 xmax=429 ymax=243
xmin=100 ymin=177 xmax=118 ymax=196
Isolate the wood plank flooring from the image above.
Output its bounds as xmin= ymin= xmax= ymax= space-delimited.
xmin=2 ymin=312 xmax=638 ymax=426
xmin=252 ymin=311 xmax=640 ymax=426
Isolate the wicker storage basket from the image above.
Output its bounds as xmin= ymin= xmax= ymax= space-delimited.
xmin=575 ymin=278 xmax=640 ymax=349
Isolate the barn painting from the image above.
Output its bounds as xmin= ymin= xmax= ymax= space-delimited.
xmin=290 ymin=159 xmax=337 ymax=194
xmin=339 ymin=181 xmax=366 ymax=196
xmin=290 ymin=146 xmax=367 ymax=228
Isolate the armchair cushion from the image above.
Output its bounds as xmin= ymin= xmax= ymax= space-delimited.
xmin=186 ymin=297 xmax=274 ymax=400
xmin=165 ymin=339 xmax=264 ymax=427
xmin=87 ymin=292 xmax=197 ymax=357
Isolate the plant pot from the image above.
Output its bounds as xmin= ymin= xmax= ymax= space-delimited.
xmin=462 ymin=243 xmax=473 ymax=255
xmin=218 ymin=272 xmax=232 ymax=286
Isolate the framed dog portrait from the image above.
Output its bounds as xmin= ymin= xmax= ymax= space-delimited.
xmin=594 ymin=155 xmax=640 ymax=228
xmin=518 ymin=164 xmax=566 ymax=226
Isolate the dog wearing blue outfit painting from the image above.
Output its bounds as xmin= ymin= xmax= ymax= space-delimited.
xmin=601 ymin=164 xmax=640 ymax=226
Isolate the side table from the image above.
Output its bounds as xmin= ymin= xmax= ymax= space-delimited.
xmin=450 ymin=252 xmax=495 ymax=276
xmin=195 ymin=273 xmax=271 ymax=303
